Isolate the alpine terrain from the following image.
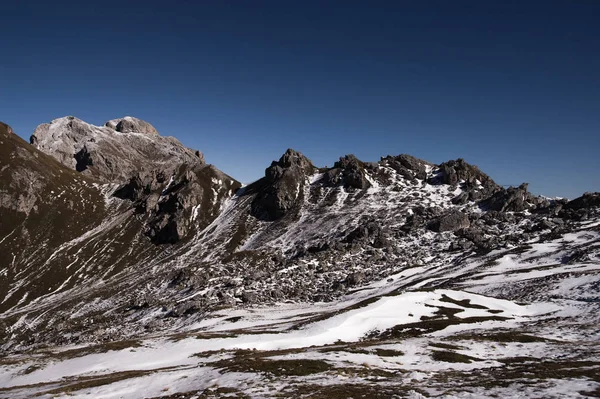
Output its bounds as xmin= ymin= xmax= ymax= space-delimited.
xmin=0 ymin=117 xmax=599 ymax=398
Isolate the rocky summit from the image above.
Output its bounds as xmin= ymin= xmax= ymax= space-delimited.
xmin=0 ymin=118 xmax=599 ymax=398
xmin=30 ymin=116 xmax=204 ymax=182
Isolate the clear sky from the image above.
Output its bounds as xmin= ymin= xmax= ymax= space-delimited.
xmin=1 ymin=1 xmax=598 ymax=198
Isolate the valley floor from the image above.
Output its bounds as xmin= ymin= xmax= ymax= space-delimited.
xmin=1 ymin=290 xmax=599 ymax=397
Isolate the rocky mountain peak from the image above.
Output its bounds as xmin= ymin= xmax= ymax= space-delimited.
xmin=0 ymin=118 xmax=103 ymax=219
xmin=380 ymin=154 xmax=431 ymax=181
xmin=433 ymin=158 xmax=499 ymax=189
xmin=566 ymin=192 xmax=600 ymax=209
xmin=29 ymin=116 xmax=205 ymax=182
xmin=264 ymin=148 xmax=315 ymax=182
xmin=323 ymin=154 xmax=371 ymax=189
xmin=104 ymin=116 xmax=159 ymax=135
xmin=251 ymin=149 xmax=317 ymax=220
xmin=25 ymin=116 xmax=243 ymax=245
xmin=424 ymin=158 xmax=503 ymax=206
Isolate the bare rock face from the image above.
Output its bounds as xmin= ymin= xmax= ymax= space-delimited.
xmin=565 ymin=192 xmax=600 ymax=210
xmin=105 ymin=117 xmax=159 ymax=135
xmin=0 ymin=122 xmax=13 ymax=135
xmin=29 ymin=116 xmax=241 ymax=244
xmin=324 ymin=154 xmax=370 ymax=189
xmin=141 ymin=164 xmax=241 ymax=244
xmin=431 ymin=158 xmax=501 ymax=204
xmin=30 ymin=116 xmax=204 ymax=183
xmin=433 ymin=158 xmax=490 ymax=186
xmin=250 ymin=149 xmax=316 ymax=220
xmin=343 ymin=218 xmax=390 ymax=248
xmin=428 ymin=211 xmax=471 ymax=232
xmin=480 ymin=183 xmax=533 ymax=212
xmin=381 ymin=154 xmax=431 ymax=182
xmin=113 ymin=170 xmax=169 ymax=202
xmin=559 ymin=192 xmax=600 ymax=221
xmin=111 ymin=158 xmax=241 ymax=244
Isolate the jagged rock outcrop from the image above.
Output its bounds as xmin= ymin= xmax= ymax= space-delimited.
xmin=480 ymin=183 xmax=533 ymax=212
xmin=113 ymin=172 xmax=164 ymax=202
xmin=401 ymin=206 xmax=443 ymax=232
xmin=324 ymin=154 xmax=370 ymax=189
xmin=343 ymin=218 xmax=390 ymax=248
xmin=558 ymin=192 xmax=600 ymax=221
xmin=430 ymin=158 xmax=501 ymax=204
xmin=30 ymin=116 xmax=204 ymax=182
xmin=381 ymin=154 xmax=430 ymax=182
xmin=565 ymin=192 xmax=600 ymax=210
xmin=142 ymin=164 xmax=241 ymax=244
xmin=250 ymin=149 xmax=316 ymax=220
xmin=113 ymin=165 xmax=241 ymax=244
xmin=433 ymin=158 xmax=493 ymax=187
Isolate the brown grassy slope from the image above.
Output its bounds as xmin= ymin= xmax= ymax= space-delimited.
xmin=0 ymin=121 xmax=108 ymax=312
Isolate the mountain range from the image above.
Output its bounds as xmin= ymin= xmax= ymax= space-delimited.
xmin=0 ymin=117 xmax=598 ymax=398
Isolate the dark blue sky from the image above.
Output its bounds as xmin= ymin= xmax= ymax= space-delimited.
xmin=1 ymin=1 xmax=598 ymax=198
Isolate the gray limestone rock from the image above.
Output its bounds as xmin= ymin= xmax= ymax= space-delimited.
xmin=480 ymin=183 xmax=532 ymax=212
xmin=27 ymin=116 xmax=238 ymax=244
xmin=431 ymin=158 xmax=501 ymax=204
xmin=324 ymin=154 xmax=370 ymax=189
xmin=105 ymin=117 xmax=159 ymax=135
xmin=564 ymin=192 xmax=600 ymax=210
xmin=381 ymin=154 xmax=430 ymax=181
xmin=141 ymin=164 xmax=241 ymax=244
xmin=250 ymin=149 xmax=316 ymax=220
xmin=429 ymin=211 xmax=471 ymax=232
xmin=30 ymin=116 xmax=205 ymax=183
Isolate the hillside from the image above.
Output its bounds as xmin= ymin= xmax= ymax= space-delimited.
xmin=0 ymin=118 xmax=599 ymax=398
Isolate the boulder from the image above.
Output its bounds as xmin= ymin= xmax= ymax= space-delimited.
xmin=343 ymin=219 xmax=389 ymax=248
xmin=345 ymin=271 xmax=366 ymax=286
xmin=429 ymin=211 xmax=470 ymax=232
xmin=240 ymin=291 xmax=258 ymax=304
